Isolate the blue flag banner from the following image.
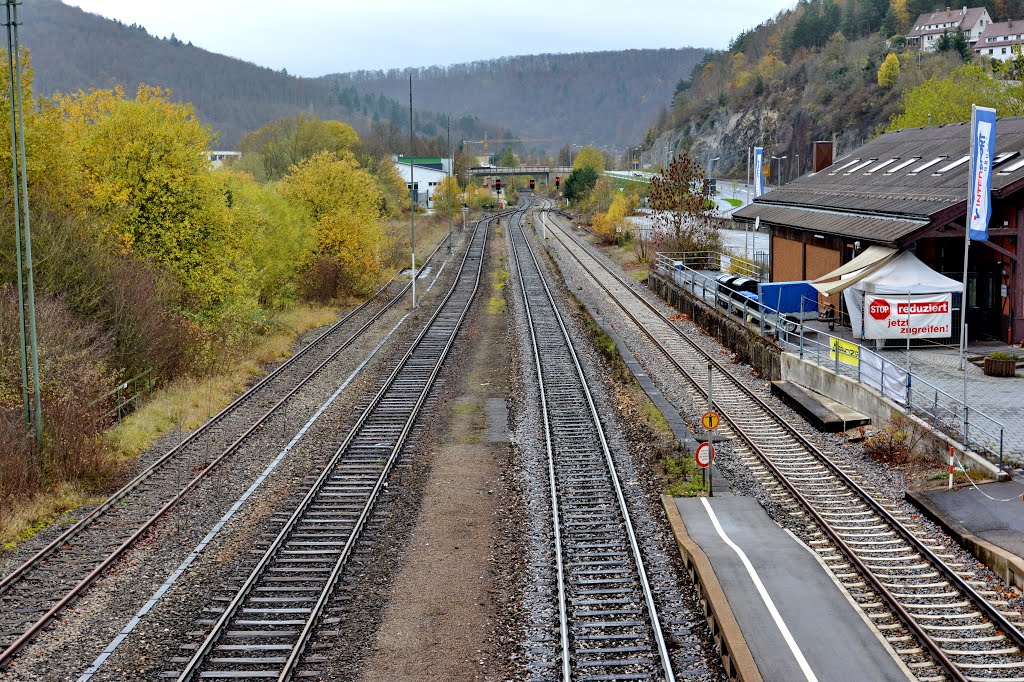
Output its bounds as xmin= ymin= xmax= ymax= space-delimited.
xmin=968 ymin=106 xmax=996 ymax=242
xmin=754 ymin=147 xmax=764 ymax=197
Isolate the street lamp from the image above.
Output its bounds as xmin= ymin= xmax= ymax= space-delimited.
xmin=771 ymin=155 xmax=788 ymax=189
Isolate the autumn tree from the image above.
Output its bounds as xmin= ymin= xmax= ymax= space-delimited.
xmin=58 ymin=85 xmax=248 ymax=313
xmin=573 ymin=145 xmax=606 ymax=173
xmin=877 ymin=53 xmax=900 ymax=87
xmin=432 ymin=175 xmax=462 ymax=220
xmin=592 ymin=191 xmax=636 ymax=245
xmin=238 ymin=114 xmax=360 ymax=181
xmin=888 ymin=63 xmax=1024 ymax=130
xmin=279 ymin=151 xmax=390 ymax=298
xmin=649 ymin=153 xmax=721 ymax=253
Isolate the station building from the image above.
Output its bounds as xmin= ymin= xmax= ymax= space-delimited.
xmin=733 ymin=118 xmax=1024 ymax=344
xmin=394 ymin=156 xmax=453 ymax=207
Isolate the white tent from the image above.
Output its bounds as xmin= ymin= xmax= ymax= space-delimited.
xmin=841 ymin=251 xmax=963 ymax=339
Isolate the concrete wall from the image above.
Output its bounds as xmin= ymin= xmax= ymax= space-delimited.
xmin=781 ymin=352 xmax=1003 ymax=477
xmin=648 ymin=271 xmax=782 ymax=381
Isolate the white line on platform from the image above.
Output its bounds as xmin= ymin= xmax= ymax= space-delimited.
xmin=76 ymin=309 xmax=413 ymax=682
xmin=699 ymin=497 xmax=819 ymax=682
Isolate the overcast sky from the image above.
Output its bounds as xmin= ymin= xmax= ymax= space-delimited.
xmin=64 ymin=1 xmax=796 ymax=76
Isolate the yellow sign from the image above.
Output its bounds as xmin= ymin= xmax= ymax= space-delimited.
xmin=701 ymin=411 xmax=720 ymax=430
xmin=762 ymin=164 xmax=770 ymax=177
xmin=829 ymin=337 xmax=860 ymax=366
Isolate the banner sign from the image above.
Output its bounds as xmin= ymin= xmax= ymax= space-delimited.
xmin=860 ymin=348 xmax=909 ymax=405
xmin=754 ymin=147 xmax=765 ymax=197
xmin=829 ymin=337 xmax=860 ymax=366
xmin=968 ymin=106 xmax=996 ymax=242
xmin=864 ymin=293 xmax=953 ymax=339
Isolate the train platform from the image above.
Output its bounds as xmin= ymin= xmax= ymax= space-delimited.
xmin=908 ymin=480 xmax=1024 ymax=589
xmin=664 ymin=495 xmax=914 ymax=682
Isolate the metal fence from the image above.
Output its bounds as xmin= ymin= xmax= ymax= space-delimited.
xmin=92 ymin=369 xmax=158 ymax=424
xmin=654 ymin=253 xmax=1007 ymax=468
xmin=664 ymin=250 xmax=768 ymax=281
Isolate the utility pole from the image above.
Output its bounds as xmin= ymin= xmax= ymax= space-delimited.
xmin=447 ymin=115 xmax=452 ymax=254
xmin=409 ymin=75 xmax=416 ymax=309
xmin=5 ymin=0 xmax=41 ymax=445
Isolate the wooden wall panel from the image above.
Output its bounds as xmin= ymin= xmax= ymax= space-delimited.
xmin=772 ymin=235 xmax=803 ymax=282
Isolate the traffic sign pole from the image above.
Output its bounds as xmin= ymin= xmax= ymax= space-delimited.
xmin=707 ymin=363 xmax=713 ymax=497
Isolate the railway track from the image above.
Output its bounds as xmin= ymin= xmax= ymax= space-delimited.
xmin=510 ymin=200 xmax=676 ymax=681
xmin=0 ymin=229 xmax=463 ymax=669
xmin=535 ymin=202 xmax=1024 ymax=682
xmin=168 ymin=209 xmax=496 ymax=681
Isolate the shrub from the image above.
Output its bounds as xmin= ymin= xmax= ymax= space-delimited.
xmin=864 ymin=415 xmax=926 ymax=465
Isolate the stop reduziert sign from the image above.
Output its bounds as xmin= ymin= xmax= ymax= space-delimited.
xmin=868 ymin=298 xmax=891 ymax=321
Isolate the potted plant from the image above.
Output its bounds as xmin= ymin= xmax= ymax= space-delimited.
xmin=983 ymin=351 xmax=1018 ymax=377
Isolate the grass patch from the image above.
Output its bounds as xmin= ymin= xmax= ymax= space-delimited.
xmin=722 ymin=197 xmax=743 ymax=207
xmin=109 ymin=303 xmax=339 ymax=461
xmin=488 ymin=266 xmax=509 ymax=315
xmin=1 ymin=483 xmax=99 ymax=550
xmin=665 ymin=456 xmax=708 ymax=496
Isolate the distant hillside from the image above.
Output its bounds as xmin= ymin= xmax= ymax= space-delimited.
xmin=18 ymin=0 xmax=503 ymax=146
xmin=642 ymin=0 xmax=1023 ymax=179
xmin=326 ymin=49 xmax=710 ymax=150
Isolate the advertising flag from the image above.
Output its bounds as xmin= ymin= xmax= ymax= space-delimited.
xmin=753 ymin=147 xmax=764 ymax=197
xmin=968 ymin=106 xmax=996 ymax=241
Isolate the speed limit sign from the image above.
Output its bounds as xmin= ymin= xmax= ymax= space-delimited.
xmin=695 ymin=442 xmax=715 ymax=469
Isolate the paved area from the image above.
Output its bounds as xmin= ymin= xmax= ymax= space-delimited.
xmin=674 ymin=496 xmax=912 ymax=682
xmin=917 ymin=481 xmax=1024 ymax=560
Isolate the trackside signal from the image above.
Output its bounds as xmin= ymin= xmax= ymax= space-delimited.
xmin=555 ymin=176 xmax=560 ymax=189
xmin=494 ymin=178 xmax=502 ymax=194
xmin=529 ymin=179 xmax=535 ymax=190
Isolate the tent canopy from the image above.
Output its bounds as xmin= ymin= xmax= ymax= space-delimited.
xmin=811 ymin=245 xmax=896 ymax=296
xmin=856 ymin=250 xmax=963 ymax=294
xmin=811 ymin=247 xmax=962 ymax=296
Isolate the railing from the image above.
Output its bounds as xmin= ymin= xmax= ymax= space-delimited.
xmin=92 ymin=369 xmax=158 ymax=424
xmin=654 ymin=253 xmax=1007 ymax=468
xmin=659 ymin=250 xmax=768 ymax=281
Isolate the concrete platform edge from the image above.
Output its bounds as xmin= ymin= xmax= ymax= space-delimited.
xmin=906 ymin=488 xmax=1024 ymax=589
xmin=661 ymin=495 xmax=762 ymax=682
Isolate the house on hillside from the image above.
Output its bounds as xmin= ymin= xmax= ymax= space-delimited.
xmin=394 ymin=156 xmax=453 ymax=207
xmin=906 ymin=6 xmax=992 ymax=51
xmin=975 ymin=19 xmax=1024 ymax=60
xmin=733 ymin=118 xmax=1024 ymax=345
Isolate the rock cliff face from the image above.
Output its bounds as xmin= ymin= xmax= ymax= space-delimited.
xmin=641 ymin=102 xmax=874 ymax=182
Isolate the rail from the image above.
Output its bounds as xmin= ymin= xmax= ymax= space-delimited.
xmin=653 ymin=253 xmax=1007 ymax=468
xmin=544 ymin=210 xmax=1024 ymax=681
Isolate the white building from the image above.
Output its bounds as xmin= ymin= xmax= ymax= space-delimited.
xmin=975 ymin=19 xmax=1024 ymax=60
xmin=393 ymin=156 xmax=453 ymax=207
xmin=208 ymin=151 xmax=241 ymax=169
xmin=906 ymin=6 xmax=992 ymax=51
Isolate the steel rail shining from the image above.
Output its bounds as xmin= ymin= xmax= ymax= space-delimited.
xmin=539 ymin=206 xmax=1024 ymax=682
xmin=514 ymin=199 xmax=676 ymax=682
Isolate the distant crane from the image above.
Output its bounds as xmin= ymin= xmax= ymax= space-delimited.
xmin=462 ymin=132 xmax=551 ymax=154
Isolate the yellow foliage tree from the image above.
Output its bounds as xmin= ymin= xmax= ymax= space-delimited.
xmin=592 ymin=191 xmax=632 ymax=245
xmin=278 ymin=151 xmax=390 ymax=297
xmin=431 ymin=175 xmax=462 ymax=220
xmin=877 ymin=53 xmax=900 ymax=88
xmin=573 ymin=145 xmax=606 ymax=173
xmin=57 ymin=85 xmax=245 ymax=312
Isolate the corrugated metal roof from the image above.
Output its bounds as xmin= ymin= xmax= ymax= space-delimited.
xmin=733 ymin=204 xmax=928 ymax=244
xmin=735 ymin=117 xmax=1024 ymax=243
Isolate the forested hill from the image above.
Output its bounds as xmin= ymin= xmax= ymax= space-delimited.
xmin=18 ymin=0 xmax=503 ymax=146
xmin=643 ymin=0 xmax=1024 ymax=180
xmin=325 ymin=49 xmax=710 ymax=149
